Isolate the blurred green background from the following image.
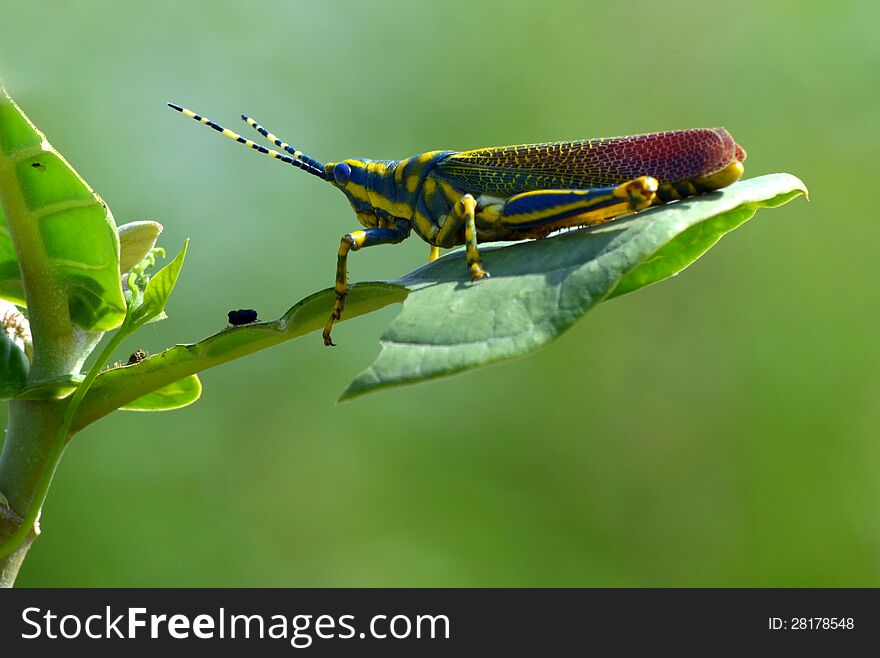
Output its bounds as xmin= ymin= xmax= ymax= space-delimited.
xmin=1 ymin=0 xmax=877 ymax=586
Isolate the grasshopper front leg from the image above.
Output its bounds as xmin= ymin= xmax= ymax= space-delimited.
xmin=323 ymin=225 xmax=409 ymax=346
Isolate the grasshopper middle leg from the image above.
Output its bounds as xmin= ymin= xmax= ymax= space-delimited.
xmin=434 ymin=193 xmax=489 ymax=280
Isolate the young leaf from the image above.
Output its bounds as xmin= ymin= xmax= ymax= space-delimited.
xmin=0 ymin=87 xmax=126 ymax=331
xmin=125 ymin=240 xmax=187 ymax=330
xmin=13 ymin=374 xmax=82 ymax=400
xmin=339 ymin=174 xmax=808 ymax=400
xmin=118 ymin=221 xmax=163 ymax=273
xmin=0 ymin=330 xmax=28 ymax=399
xmin=120 ymin=374 xmax=201 ymax=411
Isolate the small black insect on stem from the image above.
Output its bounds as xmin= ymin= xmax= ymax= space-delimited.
xmin=228 ymin=309 xmax=258 ymax=326
xmin=127 ymin=348 xmax=148 ymax=365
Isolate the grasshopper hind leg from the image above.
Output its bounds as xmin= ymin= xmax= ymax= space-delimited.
xmin=432 ymin=178 xmax=657 ymax=284
xmin=495 ymin=176 xmax=659 ymax=238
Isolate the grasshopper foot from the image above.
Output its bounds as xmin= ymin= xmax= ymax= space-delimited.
xmin=323 ymin=298 xmax=345 ymax=347
xmin=470 ymin=264 xmax=490 ymax=281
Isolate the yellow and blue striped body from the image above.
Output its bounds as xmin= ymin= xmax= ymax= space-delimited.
xmin=323 ymin=151 xmax=452 ymax=236
xmin=326 ymin=127 xmax=745 ymax=249
xmin=167 ymin=104 xmax=745 ymax=345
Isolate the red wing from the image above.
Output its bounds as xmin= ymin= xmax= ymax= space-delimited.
xmin=434 ymin=128 xmax=745 ymax=197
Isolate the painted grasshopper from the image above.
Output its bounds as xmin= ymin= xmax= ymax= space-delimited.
xmin=168 ymin=104 xmax=745 ymax=345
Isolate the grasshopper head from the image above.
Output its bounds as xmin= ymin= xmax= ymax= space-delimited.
xmin=325 ymin=159 xmax=380 ymax=228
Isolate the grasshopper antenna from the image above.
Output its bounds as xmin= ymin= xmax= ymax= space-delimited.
xmin=241 ymin=114 xmax=326 ymax=174
xmin=167 ymin=103 xmax=327 ymax=179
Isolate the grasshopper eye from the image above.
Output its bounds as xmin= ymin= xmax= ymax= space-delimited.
xmin=333 ymin=162 xmax=352 ymax=185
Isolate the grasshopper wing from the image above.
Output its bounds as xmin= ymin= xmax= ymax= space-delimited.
xmin=434 ymin=128 xmax=745 ymax=197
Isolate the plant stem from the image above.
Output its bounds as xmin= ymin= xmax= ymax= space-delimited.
xmin=0 ymin=504 xmax=36 ymax=588
xmin=0 ymin=398 xmax=66 ymax=586
xmin=0 ymin=329 xmax=126 ymax=585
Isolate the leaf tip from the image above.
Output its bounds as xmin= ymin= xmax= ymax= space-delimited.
xmin=336 ymin=384 xmax=360 ymax=404
xmin=784 ymin=173 xmax=809 ymax=201
xmin=338 ymin=367 xmax=381 ymax=403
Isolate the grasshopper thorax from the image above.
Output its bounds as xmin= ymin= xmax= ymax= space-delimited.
xmin=326 ymin=151 xmax=455 ymax=229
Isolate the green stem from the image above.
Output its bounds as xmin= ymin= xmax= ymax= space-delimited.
xmin=0 ymin=329 xmax=127 ymax=581
xmin=0 ymin=503 xmax=36 ymax=588
xmin=0 ymin=398 xmax=65 ymax=586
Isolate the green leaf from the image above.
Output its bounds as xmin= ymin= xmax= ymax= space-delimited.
xmin=126 ymin=240 xmax=187 ymax=330
xmin=0 ymin=206 xmax=24 ymax=305
xmin=339 ymin=173 xmax=808 ymax=400
xmin=0 ymin=87 xmax=126 ymax=331
xmin=72 ymin=282 xmax=406 ymax=430
xmin=72 ymin=174 xmax=805 ymax=422
xmin=121 ymin=374 xmax=201 ymax=411
xmin=13 ymin=373 xmax=82 ymax=400
xmin=118 ymin=221 xmax=163 ymax=273
xmin=0 ymin=330 xmax=28 ymax=399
